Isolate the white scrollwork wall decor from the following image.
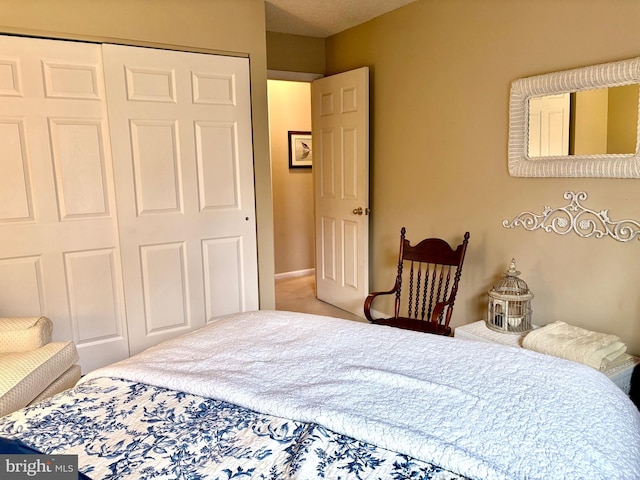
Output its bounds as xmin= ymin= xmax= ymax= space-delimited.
xmin=503 ymin=191 xmax=640 ymax=242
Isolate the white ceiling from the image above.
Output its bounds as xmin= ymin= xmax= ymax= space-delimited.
xmin=265 ymin=0 xmax=419 ymax=38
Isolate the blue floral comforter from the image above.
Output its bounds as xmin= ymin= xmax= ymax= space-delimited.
xmin=0 ymin=377 xmax=467 ymax=479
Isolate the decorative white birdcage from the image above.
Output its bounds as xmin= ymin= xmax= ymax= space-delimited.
xmin=486 ymin=259 xmax=534 ymax=334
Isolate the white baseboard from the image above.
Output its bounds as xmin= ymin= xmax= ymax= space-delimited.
xmin=275 ymin=268 xmax=315 ymax=280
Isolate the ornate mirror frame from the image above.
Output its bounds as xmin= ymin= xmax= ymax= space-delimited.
xmin=508 ymin=57 xmax=640 ymax=178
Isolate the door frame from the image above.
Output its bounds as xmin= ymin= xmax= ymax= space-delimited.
xmin=267 ymin=70 xmax=322 ymax=290
xmin=267 ymin=69 xmax=370 ymax=317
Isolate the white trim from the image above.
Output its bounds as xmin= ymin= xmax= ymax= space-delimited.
xmin=275 ymin=268 xmax=315 ymax=280
xmin=267 ymin=69 xmax=323 ymax=82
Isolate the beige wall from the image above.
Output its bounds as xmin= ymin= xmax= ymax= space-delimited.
xmin=573 ymin=89 xmax=609 ymax=155
xmin=0 ymin=0 xmax=276 ymax=309
xmin=573 ymin=85 xmax=639 ymax=155
xmin=266 ymin=32 xmax=325 ymax=74
xmin=268 ymin=80 xmax=315 ymax=274
xmin=608 ymin=84 xmax=639 ymax=154
xmin=325 ymin=0 xmax=640 ymax=354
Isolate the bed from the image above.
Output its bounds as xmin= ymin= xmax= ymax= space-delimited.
xmin=1 ymin=310 xmax=639 ymax=480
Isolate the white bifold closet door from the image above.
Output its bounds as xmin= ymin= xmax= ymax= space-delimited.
xmin=0 ymin=36 xmax=258 ymax=371
xmin=102 ymin=44 xmax=258 ymax=355
xmin=0 ymin=36 xmax=128 ymax=371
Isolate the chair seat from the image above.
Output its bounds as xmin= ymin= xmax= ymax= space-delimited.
xmin=0 ymin=341 xmax=80 ymax=416
xmin=29 ymin=364 xmax=81 ymax=406
xmin=371 ymin=317 xmax=452 ymax=336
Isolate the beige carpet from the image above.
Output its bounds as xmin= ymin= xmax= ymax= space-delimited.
xmin=275 ymin=274 xmax=365 ymax=323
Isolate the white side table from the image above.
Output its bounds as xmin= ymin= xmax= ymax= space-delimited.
xmin=454 ymin=320 xmax=639 ymax=395
xmin=454 ymin=320 xmax=529 ymax=347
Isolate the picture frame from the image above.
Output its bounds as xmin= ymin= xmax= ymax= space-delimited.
xmin=288 ymin=131 xmax=313 ymax=169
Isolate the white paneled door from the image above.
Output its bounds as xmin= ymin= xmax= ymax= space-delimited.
xmin=312 ymin=67 xmax=369 ymax=317
xmin=528 ymin=92 xmax=570 ymax=157
xmin=102 ymin=44 xmax=258 ymax=355
xmin=0 ymin=36 xmax=128 ymax=371
xmin=0 ymin=36 xmax=259 ymax=370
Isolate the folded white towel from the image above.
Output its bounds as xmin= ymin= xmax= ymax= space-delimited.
xmin=522 ymin=321 xmax=627 ymax=370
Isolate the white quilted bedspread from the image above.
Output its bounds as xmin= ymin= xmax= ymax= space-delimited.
xmin=83 ymin=310 xmax=640 ymax=480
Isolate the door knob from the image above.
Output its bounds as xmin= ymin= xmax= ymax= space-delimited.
xmin=353 ymin=207 xmax=363 ymax=215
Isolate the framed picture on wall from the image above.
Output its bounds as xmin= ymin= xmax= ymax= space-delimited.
xmin=288 ymin=131 xmax=312 ymax=169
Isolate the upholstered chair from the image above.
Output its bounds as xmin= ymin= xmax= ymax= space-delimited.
xmin=0 ymin=317 xmax=81 ymax=417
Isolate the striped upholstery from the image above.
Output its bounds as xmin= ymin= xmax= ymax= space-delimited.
xmin=0 ymin=317 xmax=52 ymax=353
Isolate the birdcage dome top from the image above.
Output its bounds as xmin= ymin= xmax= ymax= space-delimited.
xmin=488 ymin=259 xmax=534 ymax=300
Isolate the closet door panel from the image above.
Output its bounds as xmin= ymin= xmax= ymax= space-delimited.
xmin=130 ymin=120 xmax=182 ymax=213
xmin=0 ymin=119 xmax=32 ymax=220
xmin=139 ymin=242 xmax=189 ymax=332
xmin=49 ymin=119 xmax=110 ymax=218
xmin=195 ymin=122 xmax=237 ymax=208
xmin=0 ymin=256 xmax=44 ymax=316
xmin=63 ymin=248 xmax=124 ymax=344
xmin=0 ymin=36 xmax=129 ymax=372
xmin=103 ymin=44 xmax=259 ymax=355
xmin=202 ymin=237 xmax=245 ymax=318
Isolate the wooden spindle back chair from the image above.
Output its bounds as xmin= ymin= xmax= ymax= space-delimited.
xmin=364 ymin=227 xmax=470 ymax=335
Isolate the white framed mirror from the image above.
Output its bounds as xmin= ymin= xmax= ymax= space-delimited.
xmin=508 ymin=57 xmax=640 ymax=177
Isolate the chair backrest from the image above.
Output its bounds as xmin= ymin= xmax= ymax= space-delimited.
xmin=392 ymin=227 xmax=470 ymax=331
